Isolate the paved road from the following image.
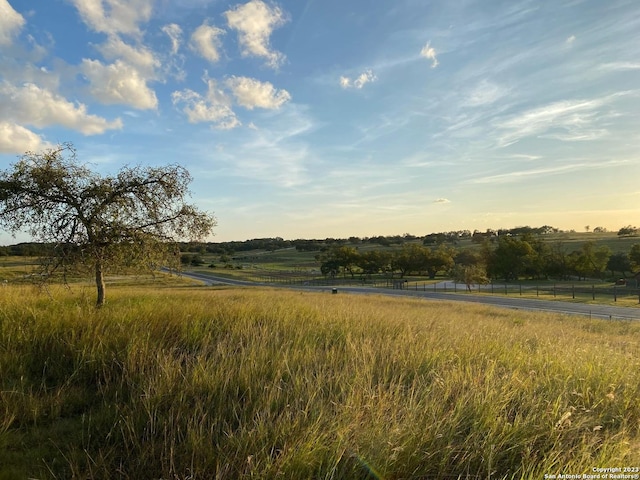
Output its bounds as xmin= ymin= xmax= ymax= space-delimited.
xmin=167 ymin=269 xmax=257 ymax=287
xmin=176 ymin=270 xmax=640 ymax=321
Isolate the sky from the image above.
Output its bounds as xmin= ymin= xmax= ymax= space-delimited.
xmin=1 ymin=0 xmax=639 ymax=243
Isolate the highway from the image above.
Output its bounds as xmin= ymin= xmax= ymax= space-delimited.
xmin=175 ymin=270 xmax=640 ymax=321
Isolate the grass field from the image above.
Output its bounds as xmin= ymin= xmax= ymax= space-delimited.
xmin=1 ymin=280 xmax=640 ymax=479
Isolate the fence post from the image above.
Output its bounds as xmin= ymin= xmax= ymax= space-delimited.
xmin=536 ymin=285 xmax=539 ymax=297
xmin=454 ymin=282 xmax=457 ymax=293
xmin=592 ymin=285 xmax=595 ymax=300
xmin=504 ymin=283 xmax=508 ymax=295
xmin=519 ymin=283 xmax=522 ymax=296
xmin=572 ymin=285 xmax=575 ymax=299
xmin=614 ymin=285 xmax=617 ymax=302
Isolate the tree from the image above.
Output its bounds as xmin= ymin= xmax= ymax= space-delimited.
xmin=453 ymin=248 xmax=483 ymax=267
xmin=521 ymin=234 xmax=551 ymax=279
xmin=607 ymin=252 xmax=632 ymax=278
xmin=318 ymin=245 xmax=360 ymax=278
xmin=357 ymin=250 xmax=391 ymax=278
xmin=630 ymin=244 xmax=640 ymax=273
xmin=618 ymin=225 xmax=638 ymax=237
xmin=424 ymin=245 xmax=455 ymax=279
xmin=569 ymin=241 xmax=611 ymax=280
xmin=486 ymin=236 xmax=535 ymax=281
xmin=544 ymin=242 xmax=572 ymax=280
xmin=0 ymin=144 xmax=216 ymax=306
xmin=391 ymin=243 xmax=429 ymax=277
xmin=450 ymin=264 xmax=489 ymax=292
xmin=332 ymin=246 xmax=360 ymax=278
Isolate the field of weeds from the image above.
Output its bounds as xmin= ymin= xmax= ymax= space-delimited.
xmin=1 ymin=283 xmax=639 ymax=479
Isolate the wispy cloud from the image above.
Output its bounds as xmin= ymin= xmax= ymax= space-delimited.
xmin=203 ymin=104 xmax=317 ymax=188
xmin=464 ymin=80 xmax=508 ymax=107
xmin=339 ymin=70 xmax=377 ymax=89
xmin=494 ymin=97 xmax=611 ymax=147
xmin=162 ymin=23 xmax=182 ymax=55
xmin=599 ymin=62 xmax=640 ymax=71
xmin=420 ymin=41 xmax=438 ymax=68
xmin=470 ymin=159 xmax=628 ymax=185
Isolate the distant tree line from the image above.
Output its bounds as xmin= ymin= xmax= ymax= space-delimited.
xmin=316 ymin=235 xmax=640 ymax=284
xmin=5 ymin=225 xmax=640 ymax=284
xmin=0 ymin=242 xmax=52 ymax=256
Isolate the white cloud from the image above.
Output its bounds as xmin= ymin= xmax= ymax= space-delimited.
xmin=420 ymin=41 xmax=439 ymax=68
xmin=162 ymin=23 xmax=182 ymax=55
xmin=225 ymin=76 xmax=291 ymax=110
xmin=190 ymin=22 xmax=226 ymax=63
xmin=0 ymin=82 xmax=122 ymax=135
xmin=97 ymin=35 xmax=159 ymax=74
xmin=172 ymin=79 xmax=240 ymax=129
xmin=340 ymin=70 xmax=376 ymax=89
xmin=434 ymin=198 xmax=451 ymax=204
xmin=69 ymin=0 xmax=153 ymax=37
xmin=0 ymin=0 xmax=25 ymax=46
xmin=224 ymin=0 xmax=288 ymax=68
xmin=566 ymin=35 xmax=576 ymax=44
xmin=81 ymin=59 xmax=158 ymax=109
xmin=0 ymin=121 xmax=49 ymax=154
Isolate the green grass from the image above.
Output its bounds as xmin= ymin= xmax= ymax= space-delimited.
xmin=1 ymin=283 xmax=640 ymax=479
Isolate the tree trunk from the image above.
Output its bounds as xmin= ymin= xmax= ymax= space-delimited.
xmin=95 ymin=260 xmax=106 ymax=307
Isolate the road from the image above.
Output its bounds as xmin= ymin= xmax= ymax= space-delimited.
xmin=175 ymin=270 xmax=640 ymax=321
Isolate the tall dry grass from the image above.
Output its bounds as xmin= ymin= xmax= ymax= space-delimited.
xmin=1 ymin=283 xmax=639 ymax=479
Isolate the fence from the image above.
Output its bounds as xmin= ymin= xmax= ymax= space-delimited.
xmin=252 ymin=272 xmax=640 ymax=304
xmin=242 ymin=271 xmax=640 ymax=304
xmin=387 ymin=281 xmax=640 ymax=304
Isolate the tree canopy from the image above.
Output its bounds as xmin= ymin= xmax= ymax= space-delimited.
xmin=0 ymin=144 xmax=216 ymax=306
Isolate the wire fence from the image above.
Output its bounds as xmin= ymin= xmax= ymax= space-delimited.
xmin=388 ymin=280 xmax=640 ymax=304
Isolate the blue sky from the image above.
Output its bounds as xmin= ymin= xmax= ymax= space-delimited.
xmin=1 ymin=0 xmax=639 ymax=242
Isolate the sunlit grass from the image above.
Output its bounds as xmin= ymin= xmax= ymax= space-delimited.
xmin=1 ymin=283 xmax=640 ymax=479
